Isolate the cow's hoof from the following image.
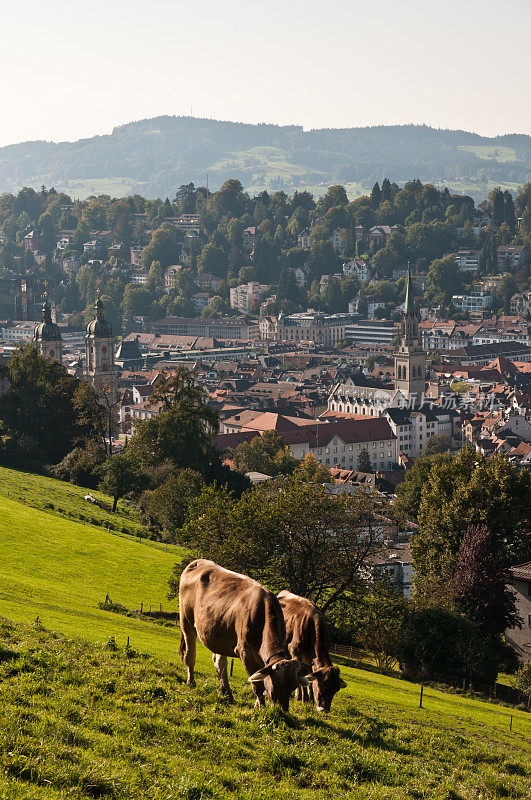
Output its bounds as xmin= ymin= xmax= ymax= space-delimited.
xmin=187 ymin=679 xmax=196 ymax=687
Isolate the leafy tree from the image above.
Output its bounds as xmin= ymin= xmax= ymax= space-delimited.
xmin=357 ymin=448 xmax=372 ymax=473
xmin=422 ymin=434 xmax=452 ymax=456
xmin=413 ymin=449 xmax=531 ymax=585
xmin=141 ymin=225 xmax=183 ymax=268
xmin=515 ymin=662 xmax=531 ymax=701
xmin=489 ymin=188 xmax=505 ymax=227
xmin=197 ymin=243 xmax=228 ymax=278
xmin=0 ymin=344 xmax=104 ymax=465
xmin=121 ymin=285 xmax=154 ymax=317
xmin=497 ymin=273 xmax=517 ymax=314
xmin=128 ymin=367 xmax=219 ymax=475
xmin=394 ymin=452 xmax=459 ymax=520
xmin=141 ymin=469 xmax=204 ymax=540
xmin=450 ymin=525 xmax=520 ymax=641
xmin=397 ymin=607 xmax=498 ymax=684
xmin=232 ymin=430 xmax=299 ymax=476
xmin=172 ymin=465 xmax=384 ymax=611
xmin=425 ymin=256 xmax=464 ymax=308
xmin=99 ymin=453 xmax=146 ymax=512
xmin=370 ymin=182 xmax=382 ymax=209
xmin=357 ymin=577 xmax=409 ymax=668
xmin=146 ymin=260 xmax=164 ymax=292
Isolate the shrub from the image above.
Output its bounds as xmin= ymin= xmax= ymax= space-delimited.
xmin=397 ymin=607 xmax=499 ymax=685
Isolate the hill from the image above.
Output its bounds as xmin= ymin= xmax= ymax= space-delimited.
xmin=0 ymin=116 xmax=529 ymax=201
xmin=1 ymin=618 xmax=530 ymax=800
xmin=0 ymin=473 xmax=530 ymax=798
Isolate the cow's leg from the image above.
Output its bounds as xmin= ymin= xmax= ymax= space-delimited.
xmin=212 ymin=653 xmax=234 ymax=703
xmin=180 ymin=616 xmax=197 ymax=687
xmin=296 ymin=684 xmax=310 ymax=703
xmin=241 ymin=653 xmax=266 ymax=709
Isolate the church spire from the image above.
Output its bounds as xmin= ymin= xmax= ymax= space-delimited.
xmin=404 ymin=262 xmax=415 ymax=317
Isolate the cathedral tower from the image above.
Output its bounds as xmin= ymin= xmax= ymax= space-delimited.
xmin=33 ymin=293 xmax=62 ymax=363
xmin=394 ymin=266 xmax=426 ymax=401
xmin=85 ymin=296 xmax=116 ymax=399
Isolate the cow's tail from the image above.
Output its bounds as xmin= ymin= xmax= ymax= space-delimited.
xmin=179 ymin=631 xmax=186 ymax=662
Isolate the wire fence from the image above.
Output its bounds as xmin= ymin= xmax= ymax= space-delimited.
xmin=329 ymin=644 xmax=530 ymax=708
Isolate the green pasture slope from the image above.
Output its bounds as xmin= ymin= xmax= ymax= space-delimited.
xmin=0 ymin=468 xmax=530 ymax=798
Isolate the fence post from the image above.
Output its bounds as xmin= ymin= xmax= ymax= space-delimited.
xmin=140 ymin=602 xmax=143 ymax=613
xmin=510 ymin=715 xmax=513 ymax=731
xmin=230 ymin=659 xmax=234 ymax=677
xmin=419 ymin=684 xmax=424 ymax=708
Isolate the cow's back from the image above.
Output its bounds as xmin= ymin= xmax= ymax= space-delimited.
xmin=180 ymin=560 xmax=287 ymax=659
xmin=278 ymin=590 xmax=331 ymax=668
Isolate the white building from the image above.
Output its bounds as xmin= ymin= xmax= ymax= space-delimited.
xmin=452 ymin=289 xmax=493 ymax=312
xmin=454 ymin=250 xmax=480 ymax=272
xmin=230 ymin=282 xmax=269 ymax=313
xmin=343 ymin=259 xmax=371 ymax=282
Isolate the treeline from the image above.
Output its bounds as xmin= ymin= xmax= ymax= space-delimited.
xmin=0 ymin=116 xmax=529 ymax=197
xmin=1 ymin=179 xmax=530 ymax=329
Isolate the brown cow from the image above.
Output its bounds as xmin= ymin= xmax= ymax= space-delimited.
xmin=278 ymin=590 xmax=346 ymax=712
xmin=179 ymin=559 xmax=310 ymax=711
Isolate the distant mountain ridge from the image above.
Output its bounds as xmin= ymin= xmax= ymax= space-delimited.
xmin=0 ymin=115 xmax=529 ymax=200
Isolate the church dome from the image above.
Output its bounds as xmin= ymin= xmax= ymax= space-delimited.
xmin=34 ymin=296 xmax=62 ymax=342
xmin=86 ymin=298 xmax=113 ymax=337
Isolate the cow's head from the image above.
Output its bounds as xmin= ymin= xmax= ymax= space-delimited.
xmin=248 ymin=658 xmax=308 ymax=711
xmin=307 ymin=666 xmax=346 ymax=712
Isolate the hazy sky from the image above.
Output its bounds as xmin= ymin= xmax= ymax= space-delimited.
xmin=1 ymin=0 xmax=529 ymax=147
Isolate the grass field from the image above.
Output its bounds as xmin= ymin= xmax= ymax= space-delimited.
xmin=0 ymin=618 xmax=530 ymax=800
xmin=457 ymin=145 xmax=517 ymax=163
xmin=0 ymin=472 xmax=530 ymax=797
xmin=0 ymin=466 xmax=147 ymax=537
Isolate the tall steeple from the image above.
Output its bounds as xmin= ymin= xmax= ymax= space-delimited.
xmin=33 ymin=290 xmax=62 ymax=363
xmin=85 ymin=294 xmax=116 ymax=400
xmin=394 ymin=264 xmax=426 ymax=401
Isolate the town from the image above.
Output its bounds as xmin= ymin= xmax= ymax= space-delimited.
xmin=1 ymin=176 xmax=530 ymax=796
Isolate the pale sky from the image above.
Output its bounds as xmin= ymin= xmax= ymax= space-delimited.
xmin=0 ymin=0 xmax=529 ymax=147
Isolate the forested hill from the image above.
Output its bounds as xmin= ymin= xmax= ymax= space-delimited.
xmin=0 ymin=115 xmax=529 ymax=200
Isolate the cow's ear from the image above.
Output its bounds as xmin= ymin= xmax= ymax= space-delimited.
xmin=248 ymin=669 xmax=270 ymax=683
xmin=339 ymin=678 xmax=347 ymax=689
xmin=298 ymin=674 xmax=310 ymax=686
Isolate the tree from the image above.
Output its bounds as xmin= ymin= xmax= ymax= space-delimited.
xmin=0 ymin=344 xmax=104 ymax=465
xmin=358 ymin=578 xmax=409 ymax=669
xmin=370 ymin=182 xmax=382 ymax=210
xmin=141 ymin=225 xmax=183 ymax=268
xmin=450 ymin=525 xmax=520 ymax=641
xmin=141 ymin=469 xmax=205 ymax=541
xmin=422 ymin=434 xmax=452 ymax=456
xmin=357 ymin=448 xmax=372 ymax=473
xmin=397 ymin=607 xmax=498 ymax=684
xmin=197 ymin=243 xmax=228 ymax=278
xmin=425 ymin=256 xmax=464 ymax=308
xmin=122 ymin=284 xmax=154 ymax=317
xmin=173 ymin=466 xmax=385 ymax=612
xmin=99 ymin=453 xmax=146 ymax=512
xmin=412 ymin=449 xmax=531 ymax=586
xmin=394 ymin=452 xmax=451 ymax=520
xmin=232 ymin=430 xmax=299 ymax=476
xmin=128 ymin=367 xmax=220 ymax=475
xmin=515 ymin=662 xmax=531 ymax=702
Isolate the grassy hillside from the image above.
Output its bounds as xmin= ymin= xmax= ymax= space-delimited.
xmin=1 ymin=478 xmax=530 ymax=798
xmin=0 ymin=466 xmax=147 ymax=537
xmin=0 ymin=116 xmax=528 ymax=201
xmin=0 ymin=618 xmax=530 ymax=800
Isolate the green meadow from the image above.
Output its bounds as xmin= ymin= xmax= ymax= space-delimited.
xmin=0 ymin=467 xmax=529 ymax=798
